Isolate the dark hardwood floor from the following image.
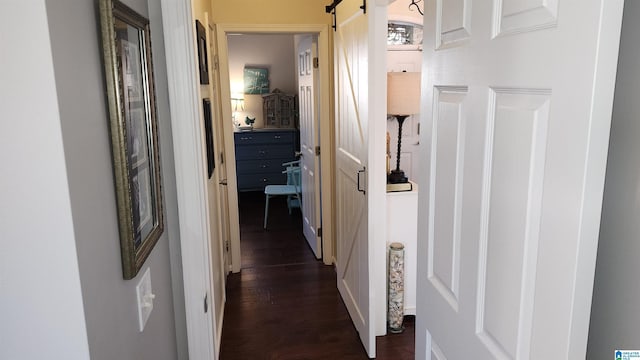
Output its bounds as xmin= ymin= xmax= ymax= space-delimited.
xmin=219 ymin=192 xmax=415 ymax=360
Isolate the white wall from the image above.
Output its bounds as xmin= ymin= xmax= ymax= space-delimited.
xmin=227 ymin=34 xmax=296 ymax=128
xmin=587 ymin=0 xmax=640 ymax=357
xmin=0 ymin=1 xmax=90 ymax=359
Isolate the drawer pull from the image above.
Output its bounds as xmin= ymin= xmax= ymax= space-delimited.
xmin=240 ymin=136 xmax=253 ymax=141
xmin=262 ymin=178 xmax=268 ymax=182
xmin=258 ymin=150 xmax=267 ymax=155
xmin=274 ymin=135 xmax=281 ymax=139
xmin=260 ymin=164 xmax=269 ymax=168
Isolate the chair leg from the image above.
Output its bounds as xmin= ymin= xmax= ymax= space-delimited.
xmin=263 ymin=194 xmax=270 ymax=229
xmin=287 ymin=195 xmax=292 ymax=215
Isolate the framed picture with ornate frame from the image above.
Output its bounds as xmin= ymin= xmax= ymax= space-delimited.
xmin=99 ymin=0 xmax=164 ymax=279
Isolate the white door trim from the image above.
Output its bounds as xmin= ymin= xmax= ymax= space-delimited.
xmin=567 ymin=1 xmax=625 ymax=354
xmin=160 ymin=0 xmax=216 ymax=359
xmin=216 ymin=23 xmax=335 ymax=271
xmin=369 ymin=1 xmax=390 ymax=338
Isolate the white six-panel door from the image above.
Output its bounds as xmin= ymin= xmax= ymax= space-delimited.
xmin=334 ymin=0 xmax=374 ymax=356
xmin=298 ymin=35 xmax=322 ymax=258
xmin=416 ymin=0 xmax=624 ymax=359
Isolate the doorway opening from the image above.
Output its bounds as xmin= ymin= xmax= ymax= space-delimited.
xmin=215 ymin=24 xmax=334 ymax=274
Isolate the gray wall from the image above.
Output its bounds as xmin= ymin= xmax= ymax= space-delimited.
xmin=0 ymin=1 xmax=90 ymax=358
xmin=587 ymin=0 xmax=640 ymax=357
xmin=45 ymin=0 xmax=186 ymax=359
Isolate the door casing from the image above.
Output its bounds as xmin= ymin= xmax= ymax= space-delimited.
xmin=159 ymin=0 xmax=218 ymax=358
xmin=216 ymin=24 xmax=335 ymax=272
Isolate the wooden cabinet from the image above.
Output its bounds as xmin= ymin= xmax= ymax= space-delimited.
xmin=262 ymin=89 xmax=296 ymax=128
xmin=234 ymin=129 xmax=298 ymax=191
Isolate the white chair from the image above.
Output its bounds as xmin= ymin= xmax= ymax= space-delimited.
xmin=263 ymin=160 xmax=301 ymax=229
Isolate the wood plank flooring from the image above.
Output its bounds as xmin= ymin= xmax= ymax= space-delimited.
xmin=219 ymin=192 xmax=414 ymax=359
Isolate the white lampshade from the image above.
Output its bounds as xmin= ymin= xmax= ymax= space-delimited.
xmin=387 ymin=72 xmax=421 ymax=116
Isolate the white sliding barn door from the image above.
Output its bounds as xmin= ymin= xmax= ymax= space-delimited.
xmin=298 ymin=35 xmax=322 ymax=258
xmin=334 ymin=0 xmax=375 ymax=356
xmin=416 ymin=0 xmax=624 ymax=359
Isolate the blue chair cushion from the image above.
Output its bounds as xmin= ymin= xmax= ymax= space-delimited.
xmin=264 ymin=185 xmax=301 ymax=196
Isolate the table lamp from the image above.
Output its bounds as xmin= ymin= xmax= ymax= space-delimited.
xmin=387 ymin=71 xmax=421 ymax=184
xmin=231 ymin=93 xmax=244 ymax=125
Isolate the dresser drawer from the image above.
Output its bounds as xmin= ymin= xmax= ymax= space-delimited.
xmin=235 ymin=144 xmax=294 ymax=160
xmin=234 ymin=131 xmax=294 ymax=145
xmin=236 ymin=159 xmax=291 ymax=175
xmin=234 ymin=129 xmax=299 ymax=192
xmin=236 ymin=172 xmax=287 ymax=191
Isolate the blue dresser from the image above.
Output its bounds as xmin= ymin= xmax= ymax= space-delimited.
xmin=234 ymin=129 xmax=298 ymax=191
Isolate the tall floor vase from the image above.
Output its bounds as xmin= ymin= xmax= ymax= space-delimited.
xmin=387 ymin=242 xmax=405 ymax=333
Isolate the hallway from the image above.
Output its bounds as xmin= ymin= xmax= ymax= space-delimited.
xmin=219 ymin=192 xmax=414 ymax=359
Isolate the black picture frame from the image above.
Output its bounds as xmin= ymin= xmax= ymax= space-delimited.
xmin=203 ymin=98 xmax=215 ymax=178
xmin=99 ymin=0 xmax=164 ymax=279
xmin=196 ymin=20 xmax=209 ymax=85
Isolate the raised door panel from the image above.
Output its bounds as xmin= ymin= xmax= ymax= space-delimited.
xmin=427 ymin=87 xmax=467 ymax=312
xmin=436 ymin=0 xmax=472 ymax=48
xmin=493 ymin=0 xmax=559 ymax=37
xmin=476 ymin=89 xmax=550 ymax=359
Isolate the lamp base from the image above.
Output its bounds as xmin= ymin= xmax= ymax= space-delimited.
xmin=388 ymin=169 xmax=408 ymax=184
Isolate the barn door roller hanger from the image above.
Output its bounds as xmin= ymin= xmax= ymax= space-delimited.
xmin=325 ymin=0 xmax=367 ymax=31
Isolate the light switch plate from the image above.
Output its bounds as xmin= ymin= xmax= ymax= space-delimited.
xmin=136 ymin=267 xmax=154 ymax=332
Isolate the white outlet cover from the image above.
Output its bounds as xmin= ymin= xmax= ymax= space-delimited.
xmin=136 ymin=267 xmax=153 ymax=332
